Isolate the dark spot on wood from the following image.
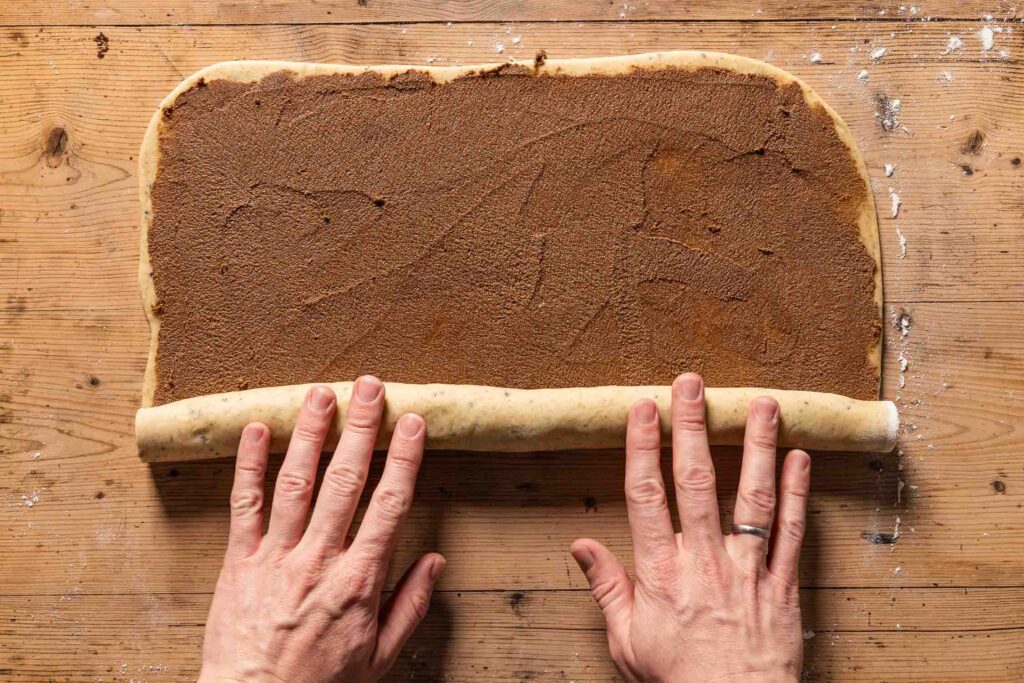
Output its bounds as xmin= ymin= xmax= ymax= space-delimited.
xmin=961 ymin=165 xmax=973 ymax=176
xmin=992 ymin=479 xmax=1006 ymax=494
xmin=5 ymin=295 xmax=27 ymax=316
xmin=94 ymin=491 xmax=105 ymax=499
xmin=94 ymin=32 xmax=109 ymax=59
xmin=984 ymin=348 xmax=993 ymax=359
xmin=874 ymin=94 xmax=900 ymax=132
xmin=88 ymin=376 xmax=100 ymax=387
xmin=961 ymin=130 xmax=984 ymax=155
xmin=44 ymin=126 xmax=68 ymax=160
xmin=1012 ymin=157 xmax=1021 ymax=166
xmin=534 ymin=49 xmax=547 ymax=67
xmin=168 ymin=467 xmax=179 ymax=478
xmin=515 ymin=481 xmax=536 ymax=491
xmin=508 ymin=591 xmax=526 ymax=611
xmin=868 ymin=459 xmax=884 ymax=473
xmin=9 ymin=31 xmax=28 ymax=47
xmin=861 ymin=531 xmax=897 ymax=544
xmin=372 ymin=197 xmax=386 ymax=208
xmin=357 ymin=0 xmax=367 ymax=5
xmin=583 ymin=495 xmax=598 ymax=512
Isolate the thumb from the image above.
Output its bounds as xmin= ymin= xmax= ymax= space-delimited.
xmin=371 ymin=553 xmax=445 ymax=677
xmin=570 ymin=538 xmax=633 ymax=644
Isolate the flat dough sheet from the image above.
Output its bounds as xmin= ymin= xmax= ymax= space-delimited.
xmin=138 ymin=51 xmax=882 ymax=409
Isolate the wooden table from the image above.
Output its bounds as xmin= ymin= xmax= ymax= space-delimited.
xmin=1 ymin=2 xmax=1022 ymax=680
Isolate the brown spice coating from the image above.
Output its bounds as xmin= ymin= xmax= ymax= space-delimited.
xmin=147 ymin=67 xmax=880 ymax=404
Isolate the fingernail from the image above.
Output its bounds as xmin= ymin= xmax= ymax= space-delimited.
xmin=356 ymin=375 xmax=382 ymax=402
xmin=398 ymin=413 xmax=424 ymax=438
xmin=678 ymin=373 xmax=702 ymax=400
xmin=634 ymin=400 xmax=658 ymax=424
xmin=755 ymin=396 xmax=778 ymax=421
xmin=429 ymin=556 xmax=446 ymax=581
xmin=572 ymin=546 xmax=595 ymax=571
xmin=243 ymin=423 xmax=265 ymax=443
xmin=308 ymin=386 xmax=334 ymax=412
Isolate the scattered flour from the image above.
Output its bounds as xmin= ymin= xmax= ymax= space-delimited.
xmin=944 ymin=35 xmax=964 ymax=53
xmin=889 ymin=189 xmax=902 ymax=218
xmin=21 ymin=492 xmax=39 ymax=508
xmin=511 ymin=35 xmax=522 ymax=46
xmin=937 ymin=70 xmax=953 ymax=84
xmin=493 ymin=41 xmax=505 ymax=55
xmin=467 ymin=39 xmax=474 ymax=46
xmin=809 ymin=51 xmax=823 ymax=64
xmin=978 ymin=26 xmax=995 ymax=51
xmin=896 ymin=227 xmax=907 ymax=258
xmin=870 ymin=46 xmax=888 ymax=61
xmin=857 ymin=69 xmax=870 ymax=81
xmin=884 ymin=163 xmax=895 ymax=177
xmin=803 ymin=629 xmax=817 ymax=640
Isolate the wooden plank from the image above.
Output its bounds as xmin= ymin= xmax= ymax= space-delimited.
xmin=0 ymin=588 xmax=1021 ymax=681
xmin=1 ymin=2 xmax=1018 ymax=26
xmin=2 ymin=16 xmax=1023 ymax=683
xmin=1 ymin=23 xmax=1022 ymax=305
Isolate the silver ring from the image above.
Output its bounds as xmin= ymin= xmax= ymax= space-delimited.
xmin=732 ymin=523 xmax=771 ymax=539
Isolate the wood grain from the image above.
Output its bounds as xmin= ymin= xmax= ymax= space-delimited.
xmin=1 ymin=1 xmax=1019 ymax=25
xmin=1 ymin=588 xmax=1022 ymax=681
xmin=1 ymin=11 xmax=1023 ymax=682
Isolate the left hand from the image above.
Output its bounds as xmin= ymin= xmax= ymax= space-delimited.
xmin=199 ymin=377 xmax=444 ymax=683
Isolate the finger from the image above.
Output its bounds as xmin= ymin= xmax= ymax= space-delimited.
xmin=304 ymin=376 xmax=385 ymax=555
xmin=570 ymin=538 xmax=634 ymax=645
xmin=265 ymin=385 xmax=336 ymax=551
xmin=226 ymin=423 xmax=270 ymax=560
xmin=727 ymin=396 xmax=780 ymax=569
xmin=769 ymin=450 xmax=810 ymax=585
xmin=349 ymin=414 xmax=426 ymax=577
xmin=671 ymin=374 xmax=723 ymax=553
xmin=371 ymin=553 xmax=445 ymax=677
xmin=623 ymin=399 xmax=678 ymax=582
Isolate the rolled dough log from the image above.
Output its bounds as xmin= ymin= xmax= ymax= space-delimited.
xmin=135 ymin=382 xmax=899 ymax=462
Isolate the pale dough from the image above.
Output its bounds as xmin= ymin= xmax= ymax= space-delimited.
xmin=136 ymin=382 xmax=899 ymax=462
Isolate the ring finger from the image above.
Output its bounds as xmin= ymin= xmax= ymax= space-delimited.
xmin=727 ymin=396 xmax=780 ymax=570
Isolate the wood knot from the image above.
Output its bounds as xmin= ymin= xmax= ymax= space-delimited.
xmin=44 ymin=126 xmax=68 ymax=167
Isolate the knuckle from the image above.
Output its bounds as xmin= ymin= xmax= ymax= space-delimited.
xmin=372 ymin=487 xmax=410 ymax=520
xmin=779 ymin=516 xmax=806 ymax=543
xmin=674 ymin=412 xmax=707 ymax=433
xmin=628 ymin=427 xmax=661 ymax=452
xmin=676 ymin=465 xmax=716 ymax=495
xmin=407 ymin=592 xmax=431 ymax=623
xmin=749 ymin=434 xmax=778 ymax=452
xmin=292 ymin=420 xmax=327 ymax=446
xmin=322 ymin=462 xmax=366 ymax=498
xmin=625 ymin=476 xmax=668 ymax=508
xmin=229 ymin=488 xmax=263 ymax=515
xmin=589 ymin=577 xmax=620 ymax=608
xmin=276 ymin=470 xmax=314 ymax=497
xmin=740 ymin=485 xmax=776 ymax=516
xmin=346 ymin=405 xmax=381 ymax=433
xmin=235 ymin=458 xmax=265 ymax=476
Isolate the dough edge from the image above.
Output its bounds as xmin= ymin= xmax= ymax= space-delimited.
xmin=137 ymin=382 xmax=899 ymax=462
xmin=137 ymin=51 xmax=883 ymax=408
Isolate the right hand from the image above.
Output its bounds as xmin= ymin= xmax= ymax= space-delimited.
xmin=570 ymin=373 xmax=810 ymax=682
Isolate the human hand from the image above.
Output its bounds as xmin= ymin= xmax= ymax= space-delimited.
xmin=199 ymin=377 xmax=444 ymax=683
xmin=571 ymin=373 xmax=809 ymax=682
